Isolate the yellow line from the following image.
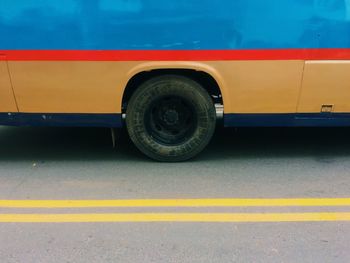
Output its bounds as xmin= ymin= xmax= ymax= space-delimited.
xmin=1 ymin=198 xmax=350 ymax=208
xmin=1 ymin=213 xmax=350 ymax=223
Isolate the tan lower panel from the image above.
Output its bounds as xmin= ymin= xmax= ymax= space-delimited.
xmin=8 ymin=61 xmax=130 ymax=113
xmin=298 ymin=61 xmax=350 ymax=113
xmin=9 ymin=60 xmax=304 ymax=114
xmin=0 ymin=61 xmax=18 ymax=112
xmin=212 ymin=61 xmax=304 ymax=113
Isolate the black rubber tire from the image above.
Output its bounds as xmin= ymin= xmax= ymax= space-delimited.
xmin=126 ymin=75 xmax=216 ymax=162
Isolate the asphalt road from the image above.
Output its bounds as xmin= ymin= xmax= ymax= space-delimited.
xmin=1 ymin=126 xmax=350 ymax=263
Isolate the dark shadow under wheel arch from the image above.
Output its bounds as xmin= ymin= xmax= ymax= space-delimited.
xmin=122 ymin=69 xmax=223 ymax=113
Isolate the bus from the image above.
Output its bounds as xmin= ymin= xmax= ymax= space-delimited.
xmin=1 ymin=0 xmax=350 ymax=161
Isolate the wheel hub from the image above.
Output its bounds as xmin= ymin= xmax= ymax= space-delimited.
xmin=145 ymin=95 xmax=197 ymax=145
xmin=163 ymin=109 xmax=179 ymax=125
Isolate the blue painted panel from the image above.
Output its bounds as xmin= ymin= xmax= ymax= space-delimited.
xmin=224 ymin=113 xmax=350 ymax=127
xmin=2 ymin=112 xmax=350 ymax=128
xmin=0 ymin=0 xmax=350 ymax=50
xmin=0 ymin=113 xmax=122 ymax=127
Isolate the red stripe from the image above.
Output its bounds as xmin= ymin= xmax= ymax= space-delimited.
xmin=1 ymin=49 xmax=350 ymax=61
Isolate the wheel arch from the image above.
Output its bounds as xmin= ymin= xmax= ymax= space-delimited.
xmin=121 ymin=62 xmax=229 ymax=113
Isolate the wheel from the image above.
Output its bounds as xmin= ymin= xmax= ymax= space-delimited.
xmin=126 ymin=75 xmax=216 ymax=162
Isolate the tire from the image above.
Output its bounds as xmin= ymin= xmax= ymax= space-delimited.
xmin=126 ymin=75 xmax=216 ymax=162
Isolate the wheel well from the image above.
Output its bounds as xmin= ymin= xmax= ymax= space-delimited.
xmin=122 ymin=69 xmax=223 ymax=112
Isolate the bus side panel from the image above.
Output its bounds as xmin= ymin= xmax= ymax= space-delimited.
xmin=8 ymin=61 xmax=129 ymax=114
xmin=214 ymin=61 xmax=304 ymax=114
xmin=298 ymin=61 xmax=350 ymax=113
xmin=7 ymin=60 xmax=303 ymax=115
xmin=0 ymin=59 xmax=17 ymax=112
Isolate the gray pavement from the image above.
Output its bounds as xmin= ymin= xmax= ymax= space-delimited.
xmin=1 ymin=126 xmax=350 ymax=262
